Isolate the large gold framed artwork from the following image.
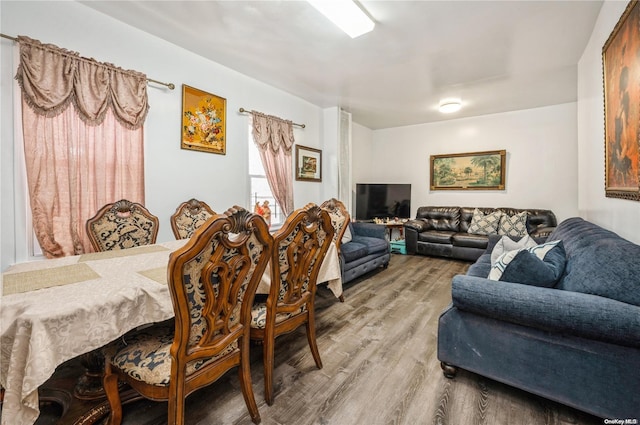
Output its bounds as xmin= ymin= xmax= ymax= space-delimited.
xmin=430 ymin=150 xmax=506 ymax=191
xmin=603 ymin=0 xmax=640 ymax=200
xmin=181 ymin=85 xmax=226 ymax=155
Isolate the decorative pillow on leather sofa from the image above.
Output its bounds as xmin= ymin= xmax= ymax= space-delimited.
xmin=488 ymin=240 xmax=566 ymax=287
xmin=490 ymin=234 xmax=537 ymax=265
xmin=467 ymin=208 xmax=502 ymax=235
xmin=497 ymin=211 xmax=528 ymax=237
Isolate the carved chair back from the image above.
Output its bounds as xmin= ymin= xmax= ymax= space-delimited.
xmin=320 ymin=198 xmax=351 ymax=252
xmin=86 ymin=199 xmax=159 ymax=252
xmin=170 ymin=198 xmax=216 ymax=239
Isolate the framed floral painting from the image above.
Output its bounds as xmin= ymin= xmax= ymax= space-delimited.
xmin=181 ymin=85 xmax=226 ymax=155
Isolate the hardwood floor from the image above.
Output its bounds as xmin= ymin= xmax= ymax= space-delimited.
xmin=41 ymin=254 xmax=603 ymax=425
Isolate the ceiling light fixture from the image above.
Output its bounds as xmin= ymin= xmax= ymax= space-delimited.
xmin=439 ymin=98 xmax=462 ymax=114
xmin=307 ymin=0 xmax=375 ymax=38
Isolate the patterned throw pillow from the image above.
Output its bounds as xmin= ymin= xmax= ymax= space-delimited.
xmin=488 ymin=240 xmax=566 ymax=287
xmin=498 ymin=211 xmax=528 ymax=237
xmin=467 ymin=208 xmax=502 ymax=235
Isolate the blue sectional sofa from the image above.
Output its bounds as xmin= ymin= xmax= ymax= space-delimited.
xmin=339 ymin=222 xmax=390 ymax=285
xmin=437 ymin=217 xmax=640 ymax=418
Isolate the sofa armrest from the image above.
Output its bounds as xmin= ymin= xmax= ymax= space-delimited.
xmin=451 ymin=275 xmax=640 ymax=348
xmin=530 ymin=226 xmax=555 ymax=238
xmin=351 ymin=221 xmax=386 ymax=239
xmin=403 ymin=219 xmax=427 ymax=255
xmin=403 ymin=219 xmax=428 ymax=233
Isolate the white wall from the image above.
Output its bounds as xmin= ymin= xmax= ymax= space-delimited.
xmin=577 ymin=0 xmax=640 ymax=244
xmin=352 ymin=103 xmax=579 ymax=224
xmin=0 ymin=1 xmax=334 ymax=269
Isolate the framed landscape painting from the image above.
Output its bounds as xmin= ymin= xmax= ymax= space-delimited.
xmin=430 ymin=150 xmax=506 ymax=190
xmin=603 ymin=0 xmax=640 ymax=201
xmin=295 ymin=145 xmax=322 ymax=182
xmin=181 ymin=85 xmax=226 ymax=155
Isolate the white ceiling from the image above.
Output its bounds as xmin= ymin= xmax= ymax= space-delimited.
xmin=82 ymin=0 xmax=603 ymax=130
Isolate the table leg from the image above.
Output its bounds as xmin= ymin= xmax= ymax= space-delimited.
xmin=74 ymin=351 xmax=106 ymax=400
xmin=36 ymin=354 xmax=143 ymax=424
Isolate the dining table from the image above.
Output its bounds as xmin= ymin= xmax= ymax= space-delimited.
xmin=1 ymin=239 xmax=342 ymax=425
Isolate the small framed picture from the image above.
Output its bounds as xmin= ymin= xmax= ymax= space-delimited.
xmin=181 ymin=84 xmax=226 ymax=155
xmin=295 ymin=145 xmax=322 ymax=182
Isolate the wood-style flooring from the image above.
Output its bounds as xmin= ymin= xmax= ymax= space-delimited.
xmin=40 ymin=254 xmax=603 ymax=425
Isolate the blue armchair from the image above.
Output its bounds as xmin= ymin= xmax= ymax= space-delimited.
xmin=340 ymin=221 xmax=390 ymax=285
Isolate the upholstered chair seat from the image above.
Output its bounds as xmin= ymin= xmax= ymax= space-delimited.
xmin=107 ymin=321 xmax=237 ymax=386
xmin=250 ymin=303 xmax=307 ymax=329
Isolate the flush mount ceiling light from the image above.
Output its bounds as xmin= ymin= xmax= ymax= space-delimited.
xmin=439 ymin=98 xmax=462 ymax=114
xmin=307 ymin=0 xmax=375 ymax=38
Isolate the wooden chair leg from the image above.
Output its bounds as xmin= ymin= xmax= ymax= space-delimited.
xmin=239 ymin=340 xmax=261 ymax=424
xmin=306 ymin=311 xmax=323 ymax=370
xmin=167 ymin=385 xmax=186 ymax=425
xmin=103 ymin=365 xmax=123 ymax=425
xmin=263 ymin=329 xmax=275 ymax=406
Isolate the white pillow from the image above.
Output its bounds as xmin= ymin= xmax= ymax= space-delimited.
xmin=341 ymin=224 xmax=352 ymax=244
xmin=491 ymin=235 xmax=537 ymax=266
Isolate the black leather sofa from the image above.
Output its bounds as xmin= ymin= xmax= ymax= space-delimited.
xmin=403 ymin=207 xmax=557 ymax=261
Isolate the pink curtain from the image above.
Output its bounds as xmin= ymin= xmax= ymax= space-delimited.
xmin=250 ymin=111 xmax=295 ymax=216
xmin=16 ymin=36 xmax=148 ymax=257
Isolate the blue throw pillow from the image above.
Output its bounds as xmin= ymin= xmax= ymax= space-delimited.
xmin=488 ymin=240 xmax=566 ymax=287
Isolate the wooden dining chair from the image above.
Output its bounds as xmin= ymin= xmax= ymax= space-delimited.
xmin=170 ymin=198 xmax=216 ymax=239
xmin=102 ymin=206 xmax=272 ymax=425
xmin=86 ymin=199 xmax=159 ymax=251
xmin=320 ymin=198 xmax=351 ymax=253
xmin=249 ymin=203 xmax=334 ymax=405
xmin=320 ymin=198 xmax=351 ymax=302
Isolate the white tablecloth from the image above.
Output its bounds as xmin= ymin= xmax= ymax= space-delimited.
xmin=0 ymin=240 xmax=186 ymax=425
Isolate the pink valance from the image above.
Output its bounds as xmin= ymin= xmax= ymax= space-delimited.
xmin=15 ymin=36 xmax=148 ymax=129
xmin=250 ymin=110 xmax=295 ymax=154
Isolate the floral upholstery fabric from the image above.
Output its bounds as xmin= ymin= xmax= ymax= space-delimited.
xmin=274 ymin=226 xmax=323 ymax=301
xmin=110 ymin=322 xmax=237 ymax=386
xmin=327 ymin=211 xmax=347 ymax=245
xmin=181 ymin=232 xmax=265 ymax=346
xmin=250 ymin=303 xmax=306 ymax=329
xmin=89 ymin=207 xmax=157 ymax=251
xmin=173 ymin=209 xmax=214 ymax=240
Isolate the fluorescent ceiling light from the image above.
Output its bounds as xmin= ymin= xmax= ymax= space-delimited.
xmin=307 ymin=0 xmax=375 ymax=38
xmin=439 ymin=99 xmax=462 ymax=114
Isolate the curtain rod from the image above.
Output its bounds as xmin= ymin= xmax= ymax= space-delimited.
xmin=239 ymin=107 xmax=305 ymax=128
xmin=1 ymin=33 xmax=175 ymax=90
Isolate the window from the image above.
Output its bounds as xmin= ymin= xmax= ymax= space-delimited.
xmin=248 ymin=126 xmax=284 ymax=228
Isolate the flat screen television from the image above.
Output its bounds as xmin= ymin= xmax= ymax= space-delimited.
xmin=355 ymin=183 xmax=411 ymax=221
